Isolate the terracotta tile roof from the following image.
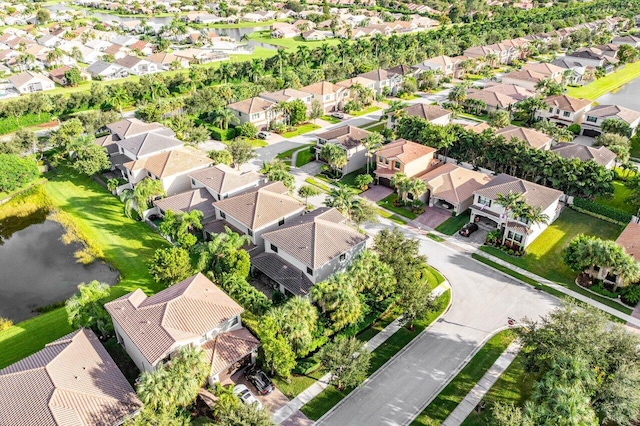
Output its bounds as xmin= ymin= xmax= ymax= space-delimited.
xmin=106 ymin=118 xmax=170 ymax=139
xmin=189 ymin=164 xmax=264 ymax=196
xmin=421 ymin=163 xmax=493 ymax=205
xmin=115 ymin=55 xmax=142 ymax=68
xmin=375 ymin=139 xmax=435 ymax=164
xmin=482 ymin=82 xmax=534 ymax=101
xmin=124 ymin=148 xmax=213 ymax=178
xmin=94 ymin=134 xmax=118 ymax=155
xmin=616 ymin=222 xmax=640 ymax=263
xmin=586 ymin=105 xmax=640 ymax=125
xmin=474 ymin=173 xmax=563 ymax=210
xmin=521 ymin=62 xmax=565 ymax=76
xmin=262 ymin=207 xmax=368 ymax=269
xmin=544 ymin=95 xmax=592 ymax=112
xmin=0 ymin=329 xmax=141 ymax=426
xmin=260 ymin=88 xmax=313 ymax=102
xmin=228 ymin=97 xmax=274 ymax=114
xmin=403 ymin=104 xmax=451 ymax=122
xmin=317 ymin=125 xmax=369 ymax=150
xmin=49 ymin=65 xmax=71 ymax=79
xmin=8 ymin=71 xmax=52 ymax=88
xmin=502 ymin=69 xmax=549 ymax=83
xmin=201 ymin=328 xmax=260 ymax=376
xmin=467 ymin=89 xmax=519 ymax=109
xmin=358 ymin=69 xmax=393 ymax=82
xmin=551 ymin=143 xmax=616 ymax=166
xmin=105 ymin=273 xmax=244 ymax=366
xmin=335 ymin=76 xmax=376 ymax=89
xmin=213 ymin=182 xmax=304 ymax=230
xmin=153 ymin=188 xmax=216 ymax=217
xmin=495 ymin=125 xmax=553 ymax=150
xmin=147 ymin=51 xmax=178 ymax=65
xmin=251 ymin=252 xmax=314 ymax=295
xmin=116 ymin=132 xmax=183 ymax=158
xmin=301 ymin=81 xmax=341 ymax=95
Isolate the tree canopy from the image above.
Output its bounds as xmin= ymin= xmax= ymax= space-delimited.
xmin=0 ymin=153 xmax=39 ymax=193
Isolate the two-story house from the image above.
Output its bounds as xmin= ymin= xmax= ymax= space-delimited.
xmin=420 ymin=163 xmax=494 ymax=214
xmin=388 ymin=103 xmax=451 ymax=129
xmin=212 ymin=181 xmax=305 ymax=247
xmin=612 ymin=35 xmax=640 ymax=47
xmin=105 ymin=273 xmax=260 ymax=384
xmin=551 ymin=143 xmax=617 ymax=169
xmin=564 ymin=47 xmax=619 ymax=73
xmin=315 ymin=125 xmax=369 ymax=175
xmin=494 ymin=125 xmax=553 ymax=150
xmin=536 ymin=94 xmax=592 ymax=126
xmin=501 ymin=62 xmax=564 ymax=91
xmin=252 ymin=207 xmax=369 ymax=297
xmin=228 ymin=97 xmax=278 ymax=129
xmin=300 ymin=81 xmax=350 ymax=113
xmin=580 ymin=104 xmax=640 ymax=137
xmin=357 ymin=69 xmax=403 ymax=96
xmin=470 ymin=174 xmax=563 ymax=249
xmin=260 ymin=88 xmax=313 ymax=106
xmin=335 ymin=76 xmax=376 ymax=107
xmin=411 ymin=55 xmax=463 ymax=78
xmin=113 ymin=130 xmax=183 ymax=177
xmin=373 ymin=138 xmax=438 ymax=186
xmin=106 ymin=118 xmax=175 ymax=140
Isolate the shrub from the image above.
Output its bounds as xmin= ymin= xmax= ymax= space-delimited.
xmin=573 ymin=197 xmax=632 ymax=225
xmin=0 ymin=316 xmax=13 ymax=331
xmin=568 ymin=123 xmax=581 ymax=135
xmin=210 ymin=126 xmax=236 ymax=141
xmin=622 ymin=285 xmax=640 ymax=306
xmin=589 ymin=281 xmax=619 ymax=299
xmin=236 ymin=122 xmax=258 ymax=138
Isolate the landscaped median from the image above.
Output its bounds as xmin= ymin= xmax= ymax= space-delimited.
xmin=0 ymin=166 xmax=170 ymax=369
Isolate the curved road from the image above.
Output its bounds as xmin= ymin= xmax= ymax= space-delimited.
xmin=316 ymin=222 xmax=560 ymax=426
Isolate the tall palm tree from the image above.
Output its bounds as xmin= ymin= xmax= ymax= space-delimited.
xmin=320 ymin=143 xmax=348 ymax=178
xmin=448 ymin=83 xmax=468 ymax=105
xmin=209 ymin=107 xmax=239 ymax=130
xmin=362 ymin=131 xmax=383 ymax=174
xmin=106 ymin=87 xmax=131 ymax=117
xmin=325 ymin=184 xmax=358 ymax=220
xmin=276 ymin=48 xmax=288 ymax=75
xmin=390 ymin=172 xmax=410 ymax=202
xmin=120 ymin=177 xmax=165 ymax=219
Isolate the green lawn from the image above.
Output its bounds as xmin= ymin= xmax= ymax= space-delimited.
xmin=0 ymin=113 xmax=54 ymax=135
xmin=0 ymin=165 xmax=170 ymax=369
xmin=282 ymin=123 xmax=321 ymax=138
xmin=363 ymin=122 xmax=386 ymax=133
xmin=301 ymin=290 xmax=452 ymax=420
xmin=349 ymin=106 xmax=381 ymax=117
xmin=247 ymin=31 xmax=341 ymax=52
xmin=462 ymin=354 xmax=533 ymax=426
xmin=423 ymin=265 xmax=446 ymax=290
xmin=304 ymin=177 xmax=331 ymax=192
xmin=435 ymin=210 xmax=471 ymax=235
xmin=595 ymin=181 xmax=636 ymax=215
xmin=377 ymin=193 xmax=419 ymax=220
xmin=567 ymin=61 xmax=640 ymax=100
xmin=376 ymin=207 xmax=408 ymax=225
xmin=321 ymin=115 xmax=342 ymax=124
xmin=296 ymin=148 xmax=314 ymax=167
xmin=631 ymin=135 xmax=640 ymax=159
xmin=411 ymin=330 xmax=517 ymax=426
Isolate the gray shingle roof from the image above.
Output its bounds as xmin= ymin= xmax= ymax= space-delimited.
xmin=115 ymin=132 xmax=183 ymax=158
xmin=251 ymin=252 xmax=314 ymax=296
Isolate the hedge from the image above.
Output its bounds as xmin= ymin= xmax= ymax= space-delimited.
xmin=209 ymin=126 xmax=237 ymax=141
xmin=573 ymin=196 xmax=632 ymax=225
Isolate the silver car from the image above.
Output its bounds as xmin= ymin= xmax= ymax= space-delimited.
xmin=233 ymin=384 xmax=263 ymax=409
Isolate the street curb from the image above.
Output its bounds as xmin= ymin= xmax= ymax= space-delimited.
xmin=314 ymin=282 xmax=454 ymax=425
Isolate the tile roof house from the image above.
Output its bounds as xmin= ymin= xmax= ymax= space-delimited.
xmin=315 ymin=125 xmax=370 ymax=174
xmin=420 ymin=162 xmax=494 ymax=214
xmin=189 ymin=164 xmax=266 ymax=201
xmin=147 ymin=52 xmax=190 ymax=70
xmin=300 ymin=81 xmax=350 ymax=113
xmin=481 ymin=82 xmax=535 ymax=102
xmin=465 ymin=89 xmax=520 ymax=112
xmin=105 ymin=273 xmax=259 ymax=384
xmin=411 ymin=55 xmax=461 ymax=77
xmin=228 ymin=97 xmax=278 ymax=129
xmin=260 ymin=88 xmax=313 ymax=105
xmin=551 ymin=143 xmax=617 ymax=168
xmin=581 ymin=104 xmax=640 ymax=137
xmin=536 ymin=94 xmax=592 ymax=126
xmin=115 ymin=55 xmax=160 ymax=75
xmin=500 ymin=68 xmax=560 ymax=92
xmin=115 ymin=131 xmax=183 ymax=161
xmin=616 ymin=222 xmax=640 ymax=264
xmin=253 ymin=207 xmax=369 ymax=296
xmin=213 ymin=181 xmax=305 ymax=247
xmin=389 ymin=104 xmax=451 ymax=128
xmin=153 ymin=187 xmax=217 ymax=219
xmin=86 ymin=60 xmax=129 ymax=80
xmin=8 ymin=71 xmax=55 ymax=93
xmin=357 ymin=68 xmax=403 ymax=95
xmin=470 ymin=174 xmax=563 ymax=249
xmin=373 ymin=139 xmax=438 ymax=184
xmin=565 ymin=47 xmax=619 ymax=72
xmin=270 ymin=22 xmax=300 ymax=38
xmin=612 ymin=35 xmax=640 ymax=47
xmin=0 ymin=329 xmax=141 ymax=426
xmin=494 ymin=125 xmax=553 ymax=150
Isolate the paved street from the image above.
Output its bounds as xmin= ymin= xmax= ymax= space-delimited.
xmin=316 ymin=221 xmax=560 ymax=426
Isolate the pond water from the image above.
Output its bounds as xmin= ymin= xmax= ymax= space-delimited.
xmin=0 ymin=211 xmax=119 ymax=323
xmin=595 ymin=76 xmax=640 ymax=111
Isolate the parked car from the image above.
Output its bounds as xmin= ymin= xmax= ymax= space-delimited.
xmin=458 ymin=222 xmax=479 ymax=237
xmin=244 ymin=366 xmax=274 ymax=395
xmin=257 ymin=130 xmax=271 ymax=139
xmin=331 ymin=112 xmax=345 ymax=119
xmin=233 ymin=384 xmax=263 ymax=409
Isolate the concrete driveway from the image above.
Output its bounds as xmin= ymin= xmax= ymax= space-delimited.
xmin=414 ymin=206 xmax=451 ymax=229
xmin=316 ymin=220 xmax=560 ymax=426
xmin=361 ymin=185 xmax=394 ymax=202
xmin=224 ymin=368 xmax=290 ymax=413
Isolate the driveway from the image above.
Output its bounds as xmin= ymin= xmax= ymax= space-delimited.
xmin=573 ymin=135 xmax=596 ymax=146
xmin=361 ymin=185 xmax=393 ymax=202
xmin=316 ymin=221 xmax=560 ymax=426
xmin=414 ymin=206 xmax=451 ymax=229
xmin=224 ymin=368 xmax=290 ymax=413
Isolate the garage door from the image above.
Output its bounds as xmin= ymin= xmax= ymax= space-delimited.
xmin=582 ymin=129 xmax=601 ymax=137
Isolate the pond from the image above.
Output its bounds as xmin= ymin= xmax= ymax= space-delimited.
xmin=595 ymin=76 xmax=640 ymax=111
xmin=0 ymin=211 xmax=119 ymax=323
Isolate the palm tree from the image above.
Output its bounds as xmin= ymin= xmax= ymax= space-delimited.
xmin=248 ymin=58 xmax=263 ymax=83
xmin=296 ymin=45 xmax=310 ymax=67
xmin=46 ymin=47 xmax=63 ymax=66
xmin=390 ymin=172 xmax=410 ymax=202
xmin=136 ymin=366 xmax=171 ymax=411
xmin=320 ymin=143 xmax=348 ymax=178
xmin=325 ymin=185 xmax=358 ymax=220
xmin=406 ymin=178 xmax=427 ymax=202
xmin=120 ymin=178 xmax=165 ymax=219
xmin=177 ymin=209 xmax=204 ymax=235
xmin=107 ymin=87 xmax=131 ymax=117
xmin=362 ymin=132 xmax=383 ymax=174
xmin=276 ymin=48 xmax=288 ymax=75
xmin=448 ymin=84 xmax=468 ymax=105
xmin=195 ymin=227 xmax=251 ymax=274
xmin=209 ymin=107 xmax=239 ymax=130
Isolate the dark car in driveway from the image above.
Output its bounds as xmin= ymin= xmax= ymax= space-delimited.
xmin=458 ymin=222 xmax=479 ymax=237
xmin=244 ymin=366 xmax=274 ymax=395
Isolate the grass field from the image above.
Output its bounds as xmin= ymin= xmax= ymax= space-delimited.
xmin=566 ymin=61 xmax=640 ymax=100
xmin=411 ymin=330 xmax=517 ymax=426
xmin=321 ymin=115 xmax=342 ymax=124
xmin=296 ymin=148 xmax=314 ymax=167
xmin=377 ymin=193 xmax=419 ymax=220
xmin=301 ymin=290 xmax=451 ymax=420
xmin=435 ymin=210 xmax=471 ymax=235
xmin=282 ymin=123 xmax=321 ymax=138
xmin=595 ymin=181 xmax=636 ymax=215
xmin=0 ymin=166 xmax=169 ymax=369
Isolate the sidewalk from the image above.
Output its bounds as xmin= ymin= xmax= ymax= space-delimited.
xmin=272 ymin=282 xmax=451 ymax=424
xmin=441 ymin=341 xmax=522 ymax=426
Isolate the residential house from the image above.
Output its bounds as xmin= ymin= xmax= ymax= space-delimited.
xmin=189 ymin=164 xmax=265 ymax=201
xmin=373 ymin=138 xmax=438 ymax=186
xmin=260 ymin=88 xmax=313 ymax=106
xmin=494 ymin=125 xmax=554 ymax=150
xmin=302 ymin=30 xmax=326 ymax=41
xmin=357 ymin=68 xmax=403 ymax=95
xmin=612 ymin=35 xmax=640 ymax=47
xmin=465 ymin=89 xmax=520 ymax=112
xmin=411 ymin=55 xmax=462 ymax=78
xmin=470 ymin=174 xmax=563 ymax=249
xmin=105 ymin=273 xmax=260 ymax=384
xmin=587 ymin=222 xmax=640 ymax=287
xmin=86 ymin=60 xmax=128 ymax=80
xmin=482 ymin=82 xmax=534 ymax=101
xmin=153 ymin=187 xmax=217 ymax=219
xmin=420 ymin=162 xmax=494 ymax=214
xmin=115 ymin=55 xmax=160 ymax=75
xmin=228 ymin=97 xmax=278 ymax=129
xmin=300 ymin=81 xmax=350 ymax=113
xmin=551 ymin=143 xmax=617 ymax=168
xmin=270 ymin=22 xmax=300 ymax=38
xmin=253 ymin=207 xmax=369 ymax=296
xmin=581 ymin=104 xmax=640 ymax=137
xmin=48 ymin=65 xmax=72 ymax=85
xmin=536 ymin=94 xmax=592 ymax=126
xmin=212 ymin=181 xmax=305 ymax=247
xmin=500 ymin=67 xmax=561 ymax=92
xmin=316 ymin=125 xmax=369 ymax=174
xmin=550 ymin=58 xmax=593 ymax=85
xmin=564 ymin=48 xmax=619 ymax=72
xmin=147 ymin=51 xmax=190 ymax=70
xmin=107 ymin=118 xmax=174 ymax=141
xmin=0 ymin=329 xmax=142 ymax=426
xmin=389 ymin=103 xmax=451 ymax=128
xmin=8 ymin=71 xmax=55 ymax=93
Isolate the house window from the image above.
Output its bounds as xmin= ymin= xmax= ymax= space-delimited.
xmin=556 ymin=109 xmax=560 ymax=114
xmin=324 ymin=94 xmax=331 ymax=101
xmin=229 ymin=316 xmax=238 ymax=327
xmin=477 ymin=196 xmax=492 ymax=207
xmin=586 ymin=116 xmax=597 ymax=123
xmin=394 ymin=161 xmax=401 ymax=170
xmin=220 ymin=211 xmax=226 ymax=219
xmin=385 ymin=158 xmax=389 ymax=165
xmin=378 ymin=155 xmax=384 ymax=163
xmin=340 ymin=253 xmax=346 ymax=261
xmin=562 ymin=111 xmax=571 ymax=118
xmin=251 ymin=113 xmax=260 ymax=120
xmin=191 ymin=178 xmax=196 ymax=186
xmin=248 ymin=229 xmax=253 ymax=237
xmin=279 ymin=218 xmax=285 ymax=226
xmin=514 ymin=233 xmax=523 ymax=243
xmin=306 ymin=267 xmax=313 ymax=275
xmin=548 ymin=107 xmax=553 ymax=113
xmin=271 ymin=244 xmax=278 ymax=253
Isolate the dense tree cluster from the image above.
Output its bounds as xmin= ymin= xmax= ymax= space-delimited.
xmin=0 ymin=153 xmax=39 ymax=193
xmin=65 ymin=280 xmax=113 ymax=337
